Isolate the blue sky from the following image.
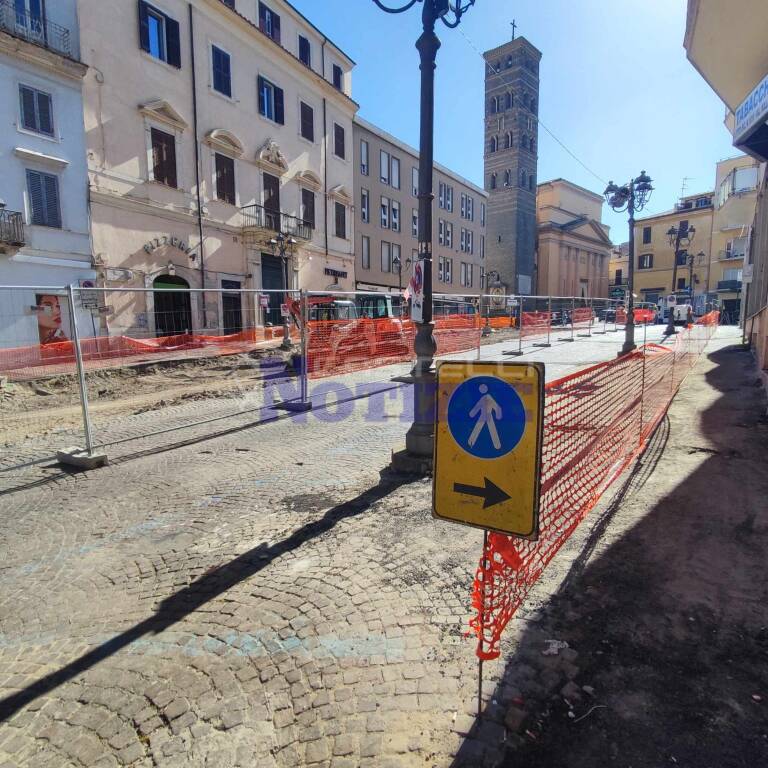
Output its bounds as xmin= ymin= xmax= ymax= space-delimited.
xmin=290 ymin=0 xmax=737 ymax=241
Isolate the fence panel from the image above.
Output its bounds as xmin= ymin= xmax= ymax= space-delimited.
xmin=0 ymin=286 xmax=86 ymax=473
xmin=470 ymin=313 xmax=720 ymax=660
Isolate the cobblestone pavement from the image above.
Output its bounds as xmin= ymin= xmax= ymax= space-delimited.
xmin=0 ymin=323 xmax=686 ymax=767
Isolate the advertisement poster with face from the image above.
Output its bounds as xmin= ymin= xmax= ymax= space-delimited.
xmin=410 ymin=260 xmax=424 ymax=323
xmin=35 ymin=294 xmax=69 ymax=345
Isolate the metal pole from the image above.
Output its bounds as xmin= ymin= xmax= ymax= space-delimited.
xmin=546 ymin=294 xmax=552 ymax=345
xmin=300 ymin=289 xmax=310 ymax=408
xmin=666 ymin=228 xmax=683 ymax=336
xmin=281 ymin=254 xmax=292 ymax=350
xmin=67 ymin=284 xmax=95 ymax=455
xmin=571 ymin=296 xmax=575 ymax=340
xmin=403 ymin=1 xmax=440 ymax=460
xmin=622 ymin=190 xmax=637 ymax=355
xmin=477 ymin=528 xmax=488 ymax=718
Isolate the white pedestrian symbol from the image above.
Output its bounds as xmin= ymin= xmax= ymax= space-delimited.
xmin=468 ymin=384 xmax=502 ymax=450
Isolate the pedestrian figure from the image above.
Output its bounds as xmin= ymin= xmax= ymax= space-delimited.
xmin=468 ymin=384 xmax=502 ymax=450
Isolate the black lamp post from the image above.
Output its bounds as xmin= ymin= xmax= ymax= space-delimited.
xmin=604 ymin=171 xmax=654 ymax=355
xmin=391 ymin=253 xmax=412 ymax=292
xmin=373 ymin=0 xmax=476 ymax=464
xmin=664 ymin=222 xmax=695 ymax=335
xmin=269 ymin=231 xmax=297 ymax=349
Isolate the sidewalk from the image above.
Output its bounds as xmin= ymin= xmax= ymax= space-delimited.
xmin=453 ymin=326 xmax=768 ymax=767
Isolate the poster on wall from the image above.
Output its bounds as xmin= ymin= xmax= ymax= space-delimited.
xmin=410 ymin=259 xmax=425 ymax=323
xmin=35 ymin=294 xmax=69 ymax=345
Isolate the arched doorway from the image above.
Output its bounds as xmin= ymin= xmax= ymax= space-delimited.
xmin=153 ymin=275 xmax=192 ymax=336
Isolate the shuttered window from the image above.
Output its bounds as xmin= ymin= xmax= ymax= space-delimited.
xmin=19 ymin=85 xmax=53 ymax=136
xmin=299 ymin=102 xmax=314 ymax=142
xmin=215 ymin=153 xmax=235 ymax=205
xmin=212 ymin=46 xmax=232 ymax=97
xmin=258 ymin=2 xmax=281 ymax=43
xmin=301 ymin=189 xmax=315 ymax=229
xmin=26 ymin=170 xmax=61 ymax=228
xmin=151 ymin=128 xmax=177 ymax=187
xmin=334 ymin=123 xmax=345 ymax=159
xmin=335 ymin=202 xmax=346 ymax=239
xmin=258 ymin=76 xmax=284 ymax=125
xmin=138 ymin=1 xmax=181 ymax=68
xmin=298 ymin=35 xmax=311 ymax=67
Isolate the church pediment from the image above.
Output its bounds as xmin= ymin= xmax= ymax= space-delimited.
xmin=204 ymin=129 xmax=244 ymax=157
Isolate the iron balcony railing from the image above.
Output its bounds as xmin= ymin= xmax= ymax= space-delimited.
xmin=0 ymin=0 xmax=72 ymax=57
xmin=240 ymin=204 xmax=312 ymax=241
xmin=0 ymin=209 xmax=25 ymax=247
xmin=717 ymin=279 xmax=742 ymax=292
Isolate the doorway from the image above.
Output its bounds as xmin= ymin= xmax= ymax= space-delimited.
xmin=261 ymin=254 xmax=285 ymax=326
xmin=221 ymin=279 xmax=243 ymax=335
xmin=263 ymin=173 xmax=280 ymax=231
xmin=153 ymin=275 xmax=192 ymax=336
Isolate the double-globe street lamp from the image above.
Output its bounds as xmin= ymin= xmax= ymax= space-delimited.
xmin=373 ymin=0 xmax=476 ymax=466
xmin=604 ymin=171 xmax=654 ymax=356
xmin=664 ymin=222 xmax=695 ymax=335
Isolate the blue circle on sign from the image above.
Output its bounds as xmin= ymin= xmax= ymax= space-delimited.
xmin=447 ymin=375 xmax=526 ymax=459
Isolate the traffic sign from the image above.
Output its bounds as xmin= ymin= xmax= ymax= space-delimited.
xmin=433 ymin=361 xmax=544 ymax=539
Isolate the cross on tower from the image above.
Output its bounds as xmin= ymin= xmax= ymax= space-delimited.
xmin=511 ymin=19 xmax=517 ymax=40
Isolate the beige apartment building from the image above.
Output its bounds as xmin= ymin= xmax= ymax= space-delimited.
xmin=631 ymin=191 xmax=714 ymax=307
xmin=535 ymin=179 xmax=612 ymax=297
xmin=79 ymin=0 xmax=357 ymax=336
xmin=353 ymin=117 xmax=488 ymax=300
xmin=608 ymin=242 xmax=629 ymax=299
xmin=709 ymin=155 xmax=760 ymax=321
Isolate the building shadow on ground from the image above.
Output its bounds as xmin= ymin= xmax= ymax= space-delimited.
xmin=0 ymin=470 xmax=411 ymax=722
xmin=451 ymin=343 xmax=768 ymax=768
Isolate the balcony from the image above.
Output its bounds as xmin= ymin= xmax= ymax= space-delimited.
xmin=0 ymin=208 xmax=25 ymax=254
xmin=0 ymin=0 xmax=72 ymax=57
xmin=240 ymin=204 xmax=312 ymax=243
xmin=718 ymin=249 xmax=746 ymax=261
xmin=717 ymin=279 xmax=742 ymax=292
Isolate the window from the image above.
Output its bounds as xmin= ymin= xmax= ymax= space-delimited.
xmin=481 ymin=203 xmax=486 ymax=227
xmin=412 ymin=167 xmax=419 ymax=197
xmin=615 ymin=269 xmax=623 ymax=285
xmin=150 ymin=127 xmax=177 ymax=187
xmin=334 ymin=123 xmax=345 ymax=159
xmin=214 ymin=153 xmax=235 ymax=205
xmin=299 ymin=101 xmax=314 ymax=142
xmin=258 ymin=76 xmax=284 ymax=124
xmin=361 ymin=235 xmax=370 ymax=269
xmin=412 ymin=209 xmax=418 ymax=238
xmin=392 ymin=244 xmax=401 ymax=273
xmin=723 ymin=267 xmax=743 ymax=282
xmin=19 ymin=85 xmax=53 ymax=136
xmin=391 ymin=157 xmax=400 ymax=190
xmin=677 ymin=277 xmax=687 ymax=290
xmin=446 ymin=186 xmax=453 ymax=212
xmin=438 ymin=256 xmax=445 ymax=281
xmin=301 ymin=188 xmax=315 ymax=228
xmin=460 ymin=263 xmax=473 ymax=287
xmin=480 ymin=267 xmax=486 ymax=289
xmin=258 ymin=2 xmax=281 ymax=43
xmin=695 ymin=196 xmax=710 ymax=208
xmin=676 ymin=251 xmax=688 ymax=266
xmin=733 ymin=167 xmax=758 ymax=194
xmin=460 ymin=193 xmax=466 ymax=218
xmin=298 ymin=35 xmax=311 ymax=67
xmin=438 ymin=182 xmax=446 ymax=209
xmin=391 ymin=200 xmax=400 ymax=232
xmin=445 ymin=222 xmax=453 ymax=248
xmin=461 ymin=262 xmax=468 ymax=286
xmin=381 ymin=241 xmax=391 ymax=272
xmin=438 ymin=219 xmax=445 ymax=246
xmin=467 ymin=196 xmax=474 ymax=221
xmin=490 ymin=136 xmax=498 ymax=153
xmin=444 ymin=258 xmax=453 ymax=283
xmin=521 ymin=169 xmax=527 ymax=187
xmin=642 ymin=226 xmax=651 ymax=244
xmin=26 ymin=170 xmax=61 ymax=228
xmin=490 ymin=173 xmax=497 ymax=190
xmin=638 ymin=253 xmax=653 ymax=269
xmin=360 ymin=139 xmax=369 ymax=175
xmin=727 ymin=236 xmax=748 ymax=259
xmin=333 ymin=64 xmax=343 ymax=90
xmin=460 ymin=227 xmax=466 ymax=252
xmin=380 ymin=196 xmax=390 ymax=229
xmin=480 ymin=235 xmax=485 ymax=259
xmin=211 ymin=46 xmax=231 ymax=97
xmin=361 ymin=189 xmax=369 ymax=223
xmin=334 ymin=202 xmax=346 ymax=238
xmin=139 ymin=2 xmax=181 ymax=68
xmin=380 ymin=150 xmax=390 ymax=184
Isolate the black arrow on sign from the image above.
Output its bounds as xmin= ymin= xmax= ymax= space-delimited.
xmin=453 ymin=478 xmax=511 ymax=509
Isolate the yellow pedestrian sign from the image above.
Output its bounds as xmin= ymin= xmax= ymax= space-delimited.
xmin=433 ymin=361 xmax=544 ymax=539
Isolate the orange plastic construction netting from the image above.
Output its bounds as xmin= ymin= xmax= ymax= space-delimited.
xmin=469 ymin=313 xmax=720 ymax=660
xmin=571 ymin=306 xmax=593 ymax=331
xmin=520 ymin=311 xmax=552 ymax=341
xmin=305 ymin=315 xmax=481 ymax=379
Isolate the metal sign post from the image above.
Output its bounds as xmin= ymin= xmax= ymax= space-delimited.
xmin=504 ymin=296 xmax=523 ymax=356
xmin=433 ymin=360 xmax=544 ymax=538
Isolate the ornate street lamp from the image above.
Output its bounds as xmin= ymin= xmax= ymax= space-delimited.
xmin=391 ymin=252 xmax=412 ymax=293
xmin=604 ymin=171 xmax=653 ymax=355
xmin=269 ymin=232 xmax=297 ymax=349
xmin=664 ymin=222 xmax=695 ymax=335
xmin=373 ymin=0 xmax=476 ymax=467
